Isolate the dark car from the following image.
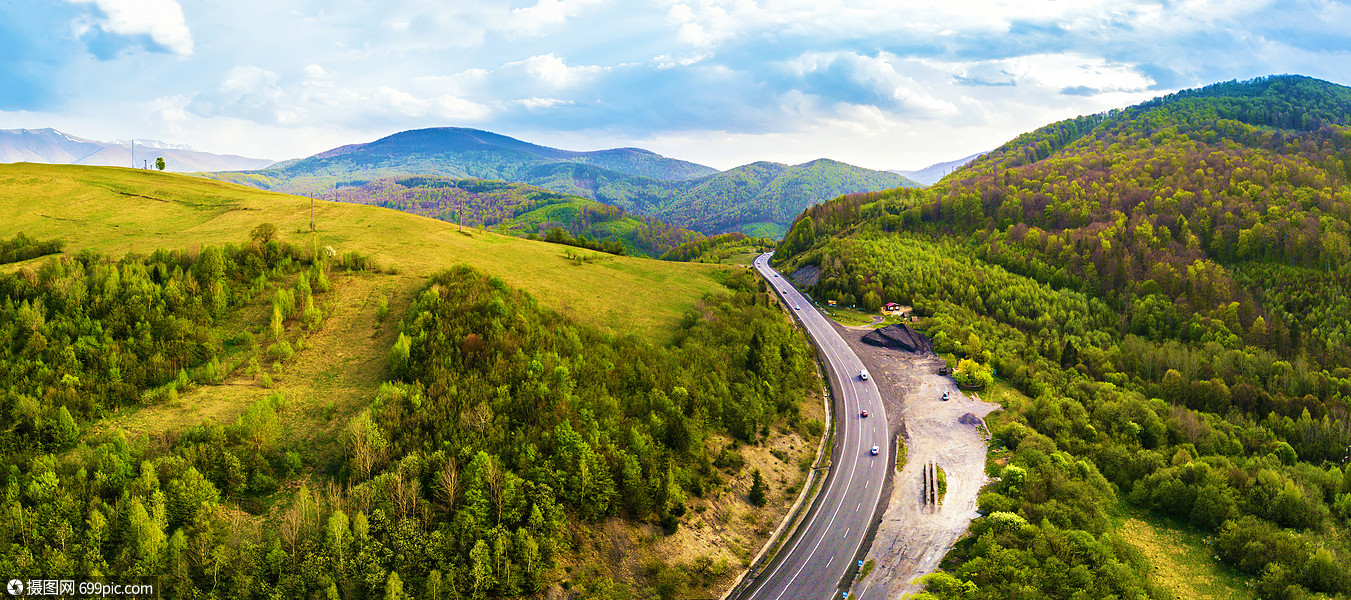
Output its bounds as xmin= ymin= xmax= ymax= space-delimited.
xmin=938 ymin=366 xmax=951 ymax=376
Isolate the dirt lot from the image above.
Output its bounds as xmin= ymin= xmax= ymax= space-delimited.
xmin=832 ymin=322 xmax=999 ymax=597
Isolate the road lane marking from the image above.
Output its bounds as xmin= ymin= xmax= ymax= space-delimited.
xmin=749 ymin=255 xmax=890 ymax=600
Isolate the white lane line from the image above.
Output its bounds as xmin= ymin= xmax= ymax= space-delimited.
xmin=764 ymin=346 xmax=863 ymax=600
xmin=856 ymin=502 xmax=861 ymax=512
xmin=750 ymin=255 xmax=890 ymax=600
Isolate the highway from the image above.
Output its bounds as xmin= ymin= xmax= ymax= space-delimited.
xmin=744 ymin=252 xmax=889 ymax=600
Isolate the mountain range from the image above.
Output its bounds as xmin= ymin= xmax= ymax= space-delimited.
xmin=890 ymin=151 xmax=987 ymax=185
xmin=0 ymin=128 xmax=275 ymax=172
xmin=205 ymin=127 xmax=919 ymax=237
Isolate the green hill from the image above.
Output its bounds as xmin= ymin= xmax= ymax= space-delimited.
xmin=0 ymin=162 xmax=827 ymax=599
xmin=204 ymin=127 xmax=918 ymax=237
xmin=205 ymin=126 xmax=717 ymax=193
xmin=0 ymin=163 xmax=723 ymax=336
xmin=774 ymin=75 xmax=1351 ymax=600
xmin=323 ymin=175 xmax=702 ymax=257
xmin=657 ymin=158 xmax=919 ymax=238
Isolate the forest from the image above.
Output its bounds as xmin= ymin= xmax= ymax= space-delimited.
xmin=0 ymin=228 xmax=821 ymax=599
xmin=775 ymin=75 xmax=1351 ymax=600
xmin=323 ymin=176 xmax=702 ymax=257
xmin=659 ymin=232 xmax=773 ymax=263
xmin=0 ymin=233 xmax=63 ymax=265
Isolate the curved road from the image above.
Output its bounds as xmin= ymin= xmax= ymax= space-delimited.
xmin=745 ymin=252 xmax=889 ymax=600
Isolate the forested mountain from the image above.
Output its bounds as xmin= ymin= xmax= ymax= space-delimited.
xmin=512 ymin=158 xmax=917 ymax=237
xmin=206 ymin=127 xmax=716 ymax=194
xmin=776 ymin=75 xmax=1351 ymax=600
xmin=204 ymin=128 xmax=916 ymax=236
xmin=655 ymin=159 xmax=919 ymax=238
xmin=323 ymin=175 xmax=702 ymax=257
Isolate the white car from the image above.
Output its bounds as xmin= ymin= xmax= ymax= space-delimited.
xmin=795 ymin=305 xmax=800 ymax=310
xmin=859 ymin=369 xmax=869 ymax=381
xmin=870 ymin=445 xmax=879 ymax=456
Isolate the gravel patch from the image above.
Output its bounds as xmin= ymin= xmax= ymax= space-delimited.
xmin=831 ymin=321 xmax=999 ymax=597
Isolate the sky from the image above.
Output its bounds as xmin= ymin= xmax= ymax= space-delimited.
xmin=2 ymin=1 xmax=1350 ymax=171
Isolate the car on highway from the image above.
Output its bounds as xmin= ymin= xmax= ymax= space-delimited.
xmin=870 ymin=445 xmax=879 ymax=456
xmin=795 ymin=305 xmax=800 ymax=310
xmin=860 ymin=410 xmax=868 ymax=418
xmin=942 ymin=391 xmax=950 ymax=401
xmin=859 ymin=369 xmax=869 ymax=380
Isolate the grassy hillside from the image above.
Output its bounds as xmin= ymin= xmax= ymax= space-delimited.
xmin=321 ymin=175 xmax=702 ymax=257
xmin=776 ymin=75 xmax=1351 ymax=600
xmin=0 ymin=162 xmax=722 ymax=337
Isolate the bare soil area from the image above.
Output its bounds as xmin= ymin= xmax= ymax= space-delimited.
xmin=831 ymin=322 xmax=999 ymax=597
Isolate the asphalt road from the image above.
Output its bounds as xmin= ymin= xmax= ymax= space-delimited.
xmin=745 ymin=252 xmax=889 ymax=600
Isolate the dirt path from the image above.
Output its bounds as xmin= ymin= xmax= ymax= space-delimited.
xmin=831 ymin=323 xmax=998 ymax=597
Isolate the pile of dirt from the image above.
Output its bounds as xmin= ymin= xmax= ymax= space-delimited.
xmin=958 ymin=413 xmax=984 ymax=427
xmin=862 ymin=324 xmax=932 ymax=353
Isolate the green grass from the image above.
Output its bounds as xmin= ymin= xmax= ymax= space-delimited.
xmin=978 ymin=378 xmax=1034 ymax=413
xmin=0 ymin=163 xmax=726 ymax=338
xmin=821 ymin=306 xmax=908 ymax=328
xmin=896 ymin=435 xmax=908 ymax=472
xmin=1117 ymin=505 xmax=1256 ymax=600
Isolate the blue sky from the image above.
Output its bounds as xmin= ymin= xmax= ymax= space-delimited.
xmin=2 ymin=0 xmax=1350 ymax=170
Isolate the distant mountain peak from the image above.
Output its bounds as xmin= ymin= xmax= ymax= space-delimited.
xmin=891 ymin=152 xmax=988 ymax=186
xmin=0 ymin=127 xmax=273 ymax=172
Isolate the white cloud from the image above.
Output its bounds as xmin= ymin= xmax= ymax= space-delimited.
xmin=507 ymin=54 xmax=605 ymax=88
xmin=517 ymin=97 xmax=573 ymax=110
xmin=506 ymin=0 xmax=606 ymax=36
xmin=782 ymin=51 xmax=961 ymax=117
xmin=67 ymin=0 xmax=194 ymax=56
xmin=659 ymin=0 xmax=1276 ymax=49
xmin=940 ymin=53 xmax=1155 ymax=94
xmin=189 ymin=63 xmax=490 ymax=127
